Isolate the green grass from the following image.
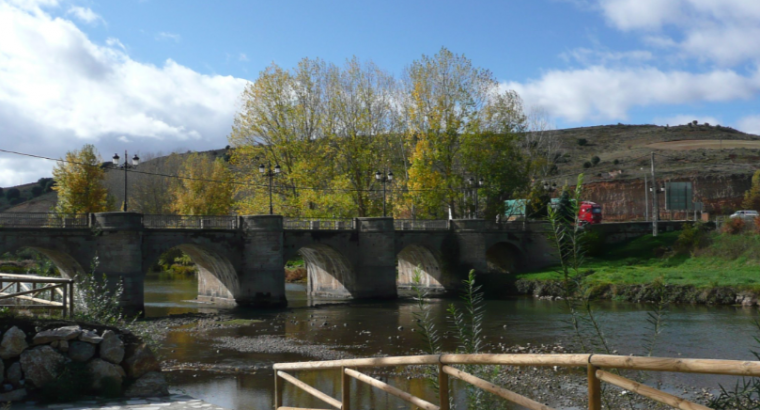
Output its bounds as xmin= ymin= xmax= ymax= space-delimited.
xmin=518 ymin=230 xmax=760 ymax=290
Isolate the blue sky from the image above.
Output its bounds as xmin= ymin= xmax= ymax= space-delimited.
xmin=1 ymin=0 xmax=759 ymax=186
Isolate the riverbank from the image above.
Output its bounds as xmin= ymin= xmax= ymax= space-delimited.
xmin=513 ymin=230 xmax=760 ymax=305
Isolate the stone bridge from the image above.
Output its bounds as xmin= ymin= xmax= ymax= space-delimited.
xmin=0 ymin=212 xmax=555 ymax=315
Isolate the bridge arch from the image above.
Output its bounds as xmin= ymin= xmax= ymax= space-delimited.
xmin=485 ymin=241 xmax=524 ymax=274
xmin=0 ymin=240 xmax=89 ymax=279
xmin=144 ymin=241 xmax=239 ymax=304
xmin=286 ymin=244 xmax=354 ymax=298
xmin=396 ymin=244 xmax=446 ymax=293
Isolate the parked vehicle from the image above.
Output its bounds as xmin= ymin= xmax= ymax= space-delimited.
xmin=578 ymin=201 xmax=602 ymax=225
xmin=503 ymin=199 xmax=602 ymax=224
xmin=729 ymin=210 xmax=759 ymax=221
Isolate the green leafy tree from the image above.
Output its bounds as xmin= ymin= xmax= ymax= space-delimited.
xmin=6 ymin=188 xmax=19 ymax=200
xmin=53 ymin=144 xmax=113 ymax=214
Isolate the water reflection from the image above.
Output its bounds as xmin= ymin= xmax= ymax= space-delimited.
xmin=147 ymin=274 xmax=760 ymax=409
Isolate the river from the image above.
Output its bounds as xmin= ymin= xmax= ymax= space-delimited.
xmin=144 ymin=272 xmax=760 ymax=409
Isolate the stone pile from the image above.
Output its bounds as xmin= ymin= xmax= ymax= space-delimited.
xmin=0 ymin=324 xmax=168 ymax=401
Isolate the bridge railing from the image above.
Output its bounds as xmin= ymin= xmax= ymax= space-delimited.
xmin=393 ymin=219 xmax=449 ymax=231
xmin=273 ymin=353 xmax=750 ymax=410
xmin=0 ymin=213 xmax=88 ymax=229
xmin=142 ymin=215 xmax=238 ymax=230
xmin=283 ymin=218 xmax=354 ymax=230
xmin=0 ymin=273 xmax=74 ymax=317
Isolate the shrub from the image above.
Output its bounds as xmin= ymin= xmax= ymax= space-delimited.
xmin=0 ymin=187 xmax=3 ymax=197
xmin=613 ymin=159 xmax=619 ymax=165
xmin=582 ymin=230 xmax=606 ymax=257
xmin=577 ymin=138 xmax=588 ymax=146
xmin=674 ymin=222 xmax=709 ymax=254
xmin=722 ymin=217 xmax=746 ymax=235
xmin=583 ymin=161 xmax=592 ymax=169
xmin=591 ymin=156 xmax=600 ymax=166
xmin=31 ymin=186 xmax=43 ymax=197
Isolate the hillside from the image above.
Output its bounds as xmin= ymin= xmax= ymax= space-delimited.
xmin=2 ymin=123 xmax=758 ymax=216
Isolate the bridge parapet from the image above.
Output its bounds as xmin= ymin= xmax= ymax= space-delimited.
xmin=0 ymin=212 xmax=89 ymax=229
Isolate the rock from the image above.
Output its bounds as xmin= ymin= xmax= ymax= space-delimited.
xmin=122 ymin=343 xmax=160 ymax=378
xmin=50 ymin=341 xmax=59 ymax=349
xmin=33 ymin=326 xmax=82 ymax=345
xmin=0 ymin=388 xmax=27 ymax=401
xmin=124 ymin=371 xmax=169 ymax=397
xmin=87 ymin=359 xmax=125 ymax=390
xmin=79 ymin=330 xmax=102 ymax=344
xmin=99 ymin=330 xmax=125 ymax=364
xmin=19 ymin=345 xmax=65 ymax=388
xmin=0 ymin=327 xmax=28 ymax=359
xmin=68 ymin=341 xmax=96 ymax=362
xmin=0 ymin=359 xmax=4 ymax=384
xmin=59 ymin=340 xmax=69 ymax=352
xmin=6 ymin=362 xmax=22 ymax=387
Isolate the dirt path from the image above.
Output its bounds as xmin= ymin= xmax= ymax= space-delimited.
xmin=647 ymin=139 xmax=760 ymax=150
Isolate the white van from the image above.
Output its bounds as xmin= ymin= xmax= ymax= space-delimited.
xmin=730 ymin=210 xmax=759 ymax=220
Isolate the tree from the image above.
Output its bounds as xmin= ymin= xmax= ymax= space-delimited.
xmin=591 ymin=156 xmax=600 ymax=166
xmin=31 ymin=186 xmax=43 ymax=197
xmin=577 ymin=138 xmax=587 ymax=146
xmin=53 ymin=144 xmax=113 ymax=214
xmin=0 ymin=187 xmax=4 ymax=197
xmin=170 ymin=153 xmax=234 ymax=215
xmin=742 ymin=170 xmax=760 ymax=211
xmin=5 ymin=188 xmax=19 ymax=200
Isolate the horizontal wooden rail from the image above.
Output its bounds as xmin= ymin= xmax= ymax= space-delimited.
xmin=276 ymin=371 xmax=342 ymax=410
xmin=590 ymin=354 xmax=760 ymax=377
xmin=344 ymin=368 xmax=439 ymax=410
xmin=0 ymin=284 xmax=60 ymax=301
xmin=442 ymin=365 xmax=554 ymax=410
xmin=274 ymin=355 xmax=440 ymax=370
xmin=596 ymin=370 xmax=711 ymax=410
xmin=442 ymin=353 xmax=591 ymax=367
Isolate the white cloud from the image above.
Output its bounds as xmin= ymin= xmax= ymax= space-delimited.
xmin=106 ymin=37 xmax=125 ymax=51
xmin=560 ymin=47 xmax=653 ymax=66
xmin=738 ymin=115 xmax=760 ymax=136
xmin=596 ymin=0 xmax=760 ymax=65
xmin=66 ymin=6 xmax=102 ymax=25
xmin=156 ymin=31 xmax=180 ymax=42
xmin=0 ymin=1 xmax=248 ymax=187
xmin=654 ymin=115 xmax=721 ymax=128
xmin=506 ymin=66 xmax=760 ymax=123
xmin=238 ymin=53 xmax=249 ymax=62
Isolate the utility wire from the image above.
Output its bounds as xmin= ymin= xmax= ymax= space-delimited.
xmin=0 ymin=148 xmax=455 ymax=193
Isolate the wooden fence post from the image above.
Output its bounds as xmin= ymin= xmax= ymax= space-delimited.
xmin=341 ymin=367 xmax=350 ymax=410
xmin=439 ymin=362 xmax=449 ymax=410
xmin=62 ymin=283 xmax=68 ymax=319
xmin=274 ymin=371 xmax=284 ymax=409
xmin=588 ymin=364 xmax=601 ymax=410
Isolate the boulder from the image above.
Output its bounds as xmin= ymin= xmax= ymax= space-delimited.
xmin=79 ymin=330 xmax=102 ymax=344
xmin=0 ymin=388 xmax=27 ymax=401
xmin=68 ymin=341 xmax=95 ymax=362
xmin=122 ymin=343 xmax=160 ymax=378
xmin=33 ymin=326 xmax=82 ymax=345
xmin=0 ymin=327 xmax=28 ymax=359
xmin=124 ymin=371 xmax=169 ymax=397
xmin=19 ymin=346 xmax=65 ymax=388
xmin=6 ymin=362 xmax=22 ymax=387
xmin=59 ymin=340 xmax=69 ymax=352
xmin=87 ymin=359 xmax=125 ymax=390
xmin=99 ymin=330 xmax=125 ymax=364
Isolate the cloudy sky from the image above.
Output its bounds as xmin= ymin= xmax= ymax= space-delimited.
xmin=1 ymin=0 xmax=759 ymax=187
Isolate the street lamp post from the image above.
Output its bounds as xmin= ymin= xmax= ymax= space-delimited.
xmin=375 ymin=170 xmax=393 ymax=217
xmin=259 ymin=163 xmax=281 ymax=215
xmin=468 ymin=177 xmax=484 ymax=219
xmin=112 ymin=151 xmax=139 ymax=212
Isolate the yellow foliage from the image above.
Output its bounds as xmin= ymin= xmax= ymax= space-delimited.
xmin=53 ymin=144 xmax=113 ymax=214
xmin=170 ymin=153 xmax=234 ymax=215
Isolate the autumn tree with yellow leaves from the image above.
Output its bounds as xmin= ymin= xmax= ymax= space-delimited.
xmin=170 ymin=153 xmax=234 ymax=215
xmin=53 ymin=144 xmax=113 ymax=214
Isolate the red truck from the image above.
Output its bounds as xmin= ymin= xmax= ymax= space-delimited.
xmin=578 ymin=201 xmax=603 ymax=225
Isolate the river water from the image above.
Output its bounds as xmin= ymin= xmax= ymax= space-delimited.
xmin=144 ymin=273 xmax=760 ymax=409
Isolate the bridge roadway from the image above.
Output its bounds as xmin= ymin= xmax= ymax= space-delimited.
xmin=0 ymin=212 xmax=559 ymax=315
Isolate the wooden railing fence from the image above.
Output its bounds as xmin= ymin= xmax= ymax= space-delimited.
xmin=0 ymin=273 xmax=74 ymax=317
xmin=272 ymin=353 xmax=760 ymax=410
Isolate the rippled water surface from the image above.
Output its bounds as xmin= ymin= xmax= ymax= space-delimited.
xmin=144 ymin=272 xmax=760 ymax=409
